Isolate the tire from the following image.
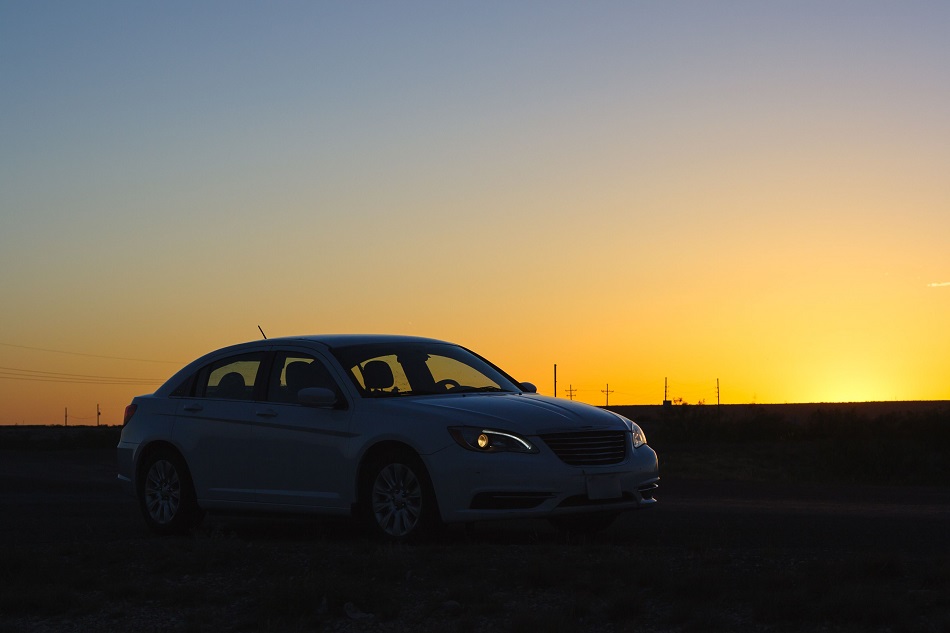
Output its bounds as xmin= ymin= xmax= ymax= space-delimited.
xmin=549 ymin=511 xmax=618 ymax=537
xmin=138 ymin=448 xmax=203 ymax=535
xmin=359 ymin=450 xmax=441 ymax=541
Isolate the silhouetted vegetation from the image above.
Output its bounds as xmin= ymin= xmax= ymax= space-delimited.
xmin=620 ymin=402 xmax=950 ymax=486
xmin=5 ymin=402 xmax=950 ymax=484
xmin=0 ymin=425 xmax=121 ymax=450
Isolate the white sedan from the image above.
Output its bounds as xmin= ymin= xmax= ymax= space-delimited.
xmin=117 ymin=335 xmax=659 ymax=540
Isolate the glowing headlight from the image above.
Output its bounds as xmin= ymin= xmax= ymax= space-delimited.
xmin=449 ymin=427 xmax=538 ymax=453
xmin=610 ymin=413 xmax=647 ymax=448
xmin=630 ymin=422 xmax=646 ymax=448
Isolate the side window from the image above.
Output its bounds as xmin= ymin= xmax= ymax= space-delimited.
xmin=268 ymin=353 xmax=341 ymax=404
xmin=170 ymin=373 xmax=196 ymax=397
xmin=197 ymin=353 xmax=265 ymax=401
xmin=347 ymin=354 xmax=411 ymax=394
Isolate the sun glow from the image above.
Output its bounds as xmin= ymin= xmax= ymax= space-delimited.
xmin=2 ymin=4 xmax=950 ymax=424
xmin=791 ymin=359 xmax=904 ymax=404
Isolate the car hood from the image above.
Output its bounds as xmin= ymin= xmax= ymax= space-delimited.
xmin=385 ymin=393 xmax=628 ymax=435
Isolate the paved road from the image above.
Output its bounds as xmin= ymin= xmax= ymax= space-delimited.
xmin=3 ymin=448 xmax=949 ymax=556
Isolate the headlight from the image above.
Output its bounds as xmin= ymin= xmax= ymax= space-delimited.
xmin=629 ymin=422 xmax=647 ymax=448
xmin=611 ymin=413 xmax=647 ymax=448
xmin=449 ymin=427 xmax=538 ymax=453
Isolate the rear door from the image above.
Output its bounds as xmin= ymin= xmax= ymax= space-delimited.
xmin=172 ymin=351 xmax=267 ymax=503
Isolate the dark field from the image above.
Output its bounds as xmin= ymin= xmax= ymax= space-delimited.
xmin=2 ymin=402 xmax=949 ymax=632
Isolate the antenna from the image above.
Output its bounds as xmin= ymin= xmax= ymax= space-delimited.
xmin=257 ymin=325 xmax=267 ymax=340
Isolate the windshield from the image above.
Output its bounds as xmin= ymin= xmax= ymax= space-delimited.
xmin=331 ymin=342 xmax=522 ymax=398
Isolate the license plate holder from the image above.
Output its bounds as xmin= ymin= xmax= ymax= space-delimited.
xmin=586 ymin=474 xmax=622 ymax=500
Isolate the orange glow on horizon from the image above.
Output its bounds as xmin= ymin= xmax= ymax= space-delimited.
xmin=2 ymin=4 xmax=949 ymax=424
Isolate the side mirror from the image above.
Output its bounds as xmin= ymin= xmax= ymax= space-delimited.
xmin=297 ymin=387 xmax=338 ymax=408
xmin=519 ymin=382 xmax=538 ymax=393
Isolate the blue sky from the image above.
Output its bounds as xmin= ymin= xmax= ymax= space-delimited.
xmin=2 ymin=1 xmax=948 ymax=423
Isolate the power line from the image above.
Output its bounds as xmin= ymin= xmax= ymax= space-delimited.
xmin=0 ymin=366 xmax=163 ymax=385
xmin=0 ymin=342 xmax=182 ymax=364
xmin=0 ymin=376 xmax=160 ymax=386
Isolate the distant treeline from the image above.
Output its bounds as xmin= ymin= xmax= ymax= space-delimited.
xmin=609 ymin=401 xmax=950 ymax=442
xmin=0 ymin=425 xmax=121 ymax=450
xmin=610 ymin=401 xmax=950 ymax=485
xmin=4 ymin=402 xmax=950 ymax=485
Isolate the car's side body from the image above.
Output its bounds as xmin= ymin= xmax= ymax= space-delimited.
xmin=118 ymin=335 xmax=659 ymax=536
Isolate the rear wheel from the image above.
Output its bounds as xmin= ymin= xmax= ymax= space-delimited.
xmin=360 ymin=450 xmax=441 ymax=541
xmin=138 ymin=448 xmax=203 ymax=535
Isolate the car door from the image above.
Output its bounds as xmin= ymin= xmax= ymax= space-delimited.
xmin=246 ymin=348 xmax=355 ymax=510
xmin=171 ymin=351 xmax=267 ymax=504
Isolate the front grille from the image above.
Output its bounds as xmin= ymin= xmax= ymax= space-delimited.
xmin=540 ymin=430 xmax=627 ymax=466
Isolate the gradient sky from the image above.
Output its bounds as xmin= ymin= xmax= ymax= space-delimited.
xmin=2 ymin=1 xmax=948 ymax=425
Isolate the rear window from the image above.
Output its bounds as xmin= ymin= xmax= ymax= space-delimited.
xmin=194 ymin=353 xmax=266 ymax=400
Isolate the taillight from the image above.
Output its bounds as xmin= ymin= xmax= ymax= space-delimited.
xmin=123 ymin=404 xmax=137 ymax=426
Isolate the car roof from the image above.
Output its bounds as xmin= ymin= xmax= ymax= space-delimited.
xmin=266 ymin=334 xmax=451 ymax=349
xmin=150 ymin=334 xmax=459 ymax=397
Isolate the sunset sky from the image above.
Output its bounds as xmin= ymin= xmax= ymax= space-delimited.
xmin=2 ymin=2 xmax=948 ymax=425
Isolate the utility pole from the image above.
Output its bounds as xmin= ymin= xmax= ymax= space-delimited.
xmin=553 ymin=364 xmax=557 ymax=398
xmin=97 ymin=403 xmax=101 ymax=427
xmin=717 ymin=378 xmax=721 ymax=422
xmin=565 ymin=384 xmax=577 ymax=400
xmin=601 ymin=383 xmax=614 ymax=407
xmin=64 ymin=407 xmax=68 ymax=427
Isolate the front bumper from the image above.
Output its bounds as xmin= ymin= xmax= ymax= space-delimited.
xmin=425 ymin=442 xmax=659 ymax=524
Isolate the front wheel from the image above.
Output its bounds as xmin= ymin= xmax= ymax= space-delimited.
xmin=138 ymin=448 xmax=203 ymax=535
xmin=360 ymin=450 xmax=441 ymax=541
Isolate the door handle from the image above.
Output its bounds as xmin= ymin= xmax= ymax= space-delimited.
xmin=182 ymin=404 xmax=203 ymax=412
xmin=255 ymin=409 xmax=277 ymax=418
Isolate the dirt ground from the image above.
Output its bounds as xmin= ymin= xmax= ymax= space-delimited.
xmin=3 ymin=447 xmax=949 ymax=551
xmin=2 ymin=447 xmax=950 ymax=632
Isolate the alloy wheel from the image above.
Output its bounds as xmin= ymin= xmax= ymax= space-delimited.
xmin=371 ymin=463 xmax=423 ymax=537
xmin=144 ymin=459 xmax=181 ymax=525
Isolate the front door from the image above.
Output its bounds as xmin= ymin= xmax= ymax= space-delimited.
xmin=246 ymin=349 xmax=355 ymax=510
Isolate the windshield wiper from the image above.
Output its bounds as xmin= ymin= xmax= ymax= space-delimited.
xmin=367 ymin=386 xmax=508 ymax=397
xmin=452 ymin=386 xmax=506 ymax=394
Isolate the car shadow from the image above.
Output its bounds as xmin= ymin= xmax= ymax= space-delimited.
xmin=195 ymin=512 xmax=609 ymax=546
